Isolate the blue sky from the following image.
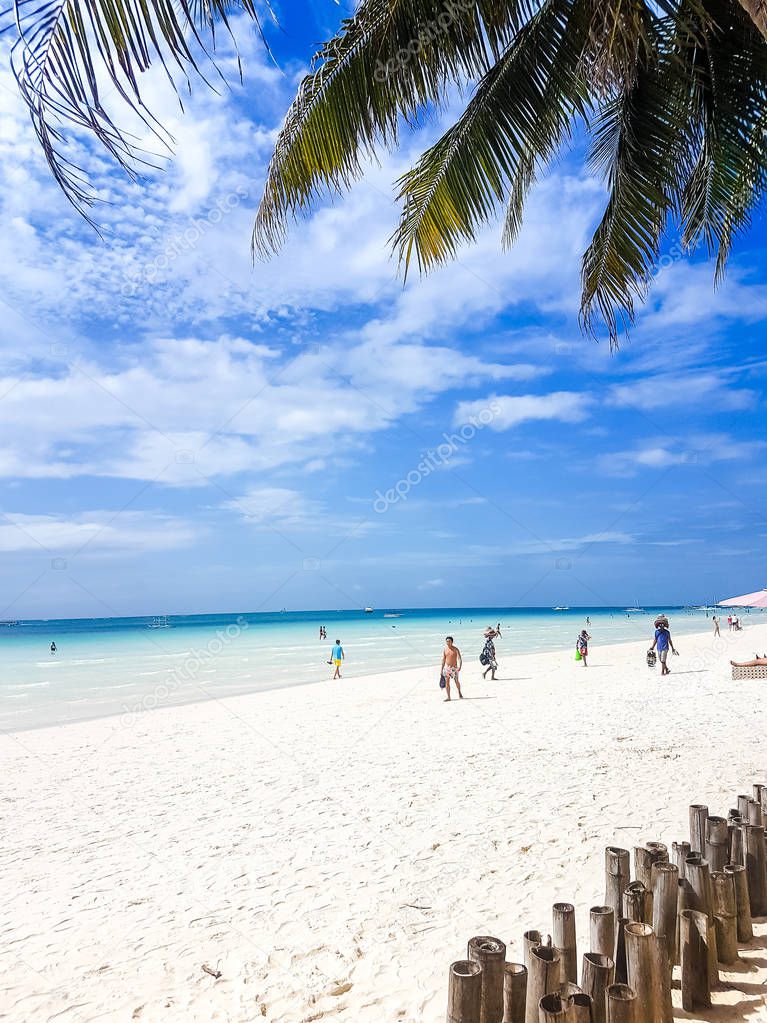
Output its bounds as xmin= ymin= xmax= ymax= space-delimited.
xmin=0 ymin=2 xmax=766 ymax=618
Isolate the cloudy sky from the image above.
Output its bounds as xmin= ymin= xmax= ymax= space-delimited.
xmin=1 ymin=2 xmax=765 ymax=618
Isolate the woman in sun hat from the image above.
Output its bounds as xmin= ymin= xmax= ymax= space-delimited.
xmin=481 ymin=626 xmax=498 ymax=680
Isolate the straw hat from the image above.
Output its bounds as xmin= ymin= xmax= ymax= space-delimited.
xmin=484 ymin=626 xmax=495 ymax=637
xmin=654 ymin=615 xmax=669 ymax=627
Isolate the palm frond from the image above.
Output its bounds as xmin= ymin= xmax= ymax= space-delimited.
xmin=580 ymin=22 xmax=692 ymax=341
xmin=390 ymin=0 xmax=591 ymax=273
xmin=253 ymin=0 xmax=535 ymax=258
xmin=7 ymin=0 xmax=260 ymax=220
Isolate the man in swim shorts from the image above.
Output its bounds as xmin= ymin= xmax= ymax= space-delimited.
xmin=330 ymin=639 xmax=344 ymax=679
xmin=441 ymin=636 xmax=463 ymax=701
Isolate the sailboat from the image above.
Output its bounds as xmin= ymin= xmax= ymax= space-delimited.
xmin=148 ymin=615 xmax=170 ymax=629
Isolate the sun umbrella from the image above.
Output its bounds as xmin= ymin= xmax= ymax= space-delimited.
xmin=718 ymin=589 xmax=767 ymax=608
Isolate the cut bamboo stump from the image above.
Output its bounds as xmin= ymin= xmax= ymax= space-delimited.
xmin=557 ymin=982 xmax=583 ymax=1000
xmin=468 ymin=936 xmax=507 ymax=1023
xmin=689 ymin=805 xmax=708 ymax=855
xmin=606 ymin=983 xmax=637 ymax=1023
xmin=552 ymin=903 xmax=577 ymax=985
xmin=672 ymin=841 xmax=690 ymax=879
xmin=526 ymin=947 xmax=562 ymax=1023
xmin=724 ymin=862 xmax=753 ymax=941
xmin=744 ymin=824 xmax=767 ymax=915
xmin=679 ymin=909 xmax=712 ymax=1011
xmin=502 ymin=964 xmax=527 ymax=1023
xmin=728 ymin=818 xmax=744 ymax=866
xmin=605 ymin=848 xmax=630 ymax=921
xmin=448 ymin=960 xmax=483 ymax=1023
xmin=650 ymin=862 xmax=678 ymax=967
xmin=537 ymin=993 xmax=569 ymax=1023
xmin=634 ymin=843 xmax=667 ymax=889
xmin=567 ymin=993 xmax=593 ymax=1023
xmin=685 ymin=854 xmax=713 ymax=918
xmin=622 ymin=882 xmax=651 ymax=925
xmin=738 ymin=794 xmax=750 ymax=819
xmin=705 ymin=816 xmax=729 ymax=873
xmin=613 ymin=919 xmax=628 ymax=984
xmin=581 ymin=953 xmax=614 ymax=1023
xmin=747 ymin=799 xmax=764 ymax=827
xmin=710 ymin=871 xmax=739 ymax=964
xmin=589 ymin=906 xmax=615 ymax=959
xmin=624 ymin=922 xmax=672 ymax=1023
xmin=754 ymin=783 xmax=767 ymax=817
xmin=524 ymin=931 xmax=551 ymax=973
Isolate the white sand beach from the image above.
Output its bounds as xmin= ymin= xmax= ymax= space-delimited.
xmin=2 ymin=623 xmax=767 ymax=1023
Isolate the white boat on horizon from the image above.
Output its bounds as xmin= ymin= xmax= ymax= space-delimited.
xmin=553 ymin=606 xmax=569 ymax=611
xmin=364 ymin=607 xmax=374 ymax=613
xmin=148 ymin=615 xmax=170 ymax=629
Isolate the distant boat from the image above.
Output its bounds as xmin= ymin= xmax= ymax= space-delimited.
xmin=364 ymin=607 xmax=374 ymax=613
xmin=148 ymin=615 xmax=170 ymax=629
xmin=553 ymin=606 xmax=569 ymax=611
xmin=0 ymin=620 xmax=19 ymax=626
xmin=624 ymin=607 xmax=643 ymax=612
xmin=383 ymin=613 xmax=402 ymax=618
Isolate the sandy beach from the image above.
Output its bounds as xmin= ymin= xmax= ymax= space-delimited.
xmin=2 ymin=623 xmax=767 ymax=1023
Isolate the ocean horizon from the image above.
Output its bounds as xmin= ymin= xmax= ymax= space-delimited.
xmin=1 ymin=604 xmax=759 ymax=732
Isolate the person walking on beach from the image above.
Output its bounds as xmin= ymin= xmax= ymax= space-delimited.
xmin=712 ymin=615 xmax=720 ymax=637
xmin=576 ymin=629 xmax=590 ymax=667
xmin=50 ymin=641 xmax=56 ymax=655
xmin=330 ymin=639 xmax=344 ymax=679
xmin=441 ymin=637 xmax=463 ymax=701
xmin=649 ymin=617 xmax=677 ymax=676
xmin=481 ymin=627 xmax=498 ymax=680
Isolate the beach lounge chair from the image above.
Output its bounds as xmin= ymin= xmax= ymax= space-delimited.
xmin=732 ymin=664 xmax=767 ymax=680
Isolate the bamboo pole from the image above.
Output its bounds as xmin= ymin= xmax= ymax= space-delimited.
xmin=634 ymin=843 xmax=667 ymax=889
xmin=738 ymin=794 xmax=750 ymax=818
xmin=524 ymin=931 xmax=551 ymax=974
xmin=689 ymin=805 xmax=708 ymax=854
xmin=448 ymin=960 xmax=483 ymax=1023
xmin=566 ymin=993 xmax=592 ymax=1023
xmin=710 ymin=871 xmax=739 ymax=964
xmin=724 ymin=862 xmax=753 ymax=941
xmin=502 ymin=964 xmax=527 ymax=1023
xmin=537 ymin=993 xmax=569 ymax=1022
xmin=685 ymin=854 xmax=713 ymax=918
xmin=744 ymin=823 xmax=767 ymax=916
xmin=581 ymin=953 xmax=614 ymax=1023
xmin=705 ymin=816 xmax=729 ymax=872
xmin=622 ymin=882 xmax=651 ymax=925
xmin=672 ymin=841 xmax=690 ymax=879
xmin=728 ymin=818 xmax=744 ymax=866
xmin=589 ymin=906 xmax=615 ymax=959
xmin=468 ymin=936 xmax=506 ymax=1023
xmin=526 ymin=947 xmax=562 ymax=1023
xmin=626 ymin=923 xmax=672 ymax=1023
xmin=605 ymin=984 xmax=637 ymax=1023
xmin=754 ymin=783 xmax=767 ymax=817
xmin=557 ymin=982 xmax=583 ymax=999
xmin=748 ymin=799 xmax=764 ymax=827
xmin=604 ymin=848 xmax=630 ymax=921
xmin=552 ymin=903 xmax=577 ymax=985
xmin=613 ymin=919 xmax=628 ymax=985
xmin=679 ymin=909 xmax=711 ymax=1011
xmin=650 ymin=861 xmax=678 ymax=967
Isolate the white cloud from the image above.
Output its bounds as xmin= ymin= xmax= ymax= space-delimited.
xmin=0 ymin=511 xmax=198 ymax=554
xmin=609 ymin=372 xmax=755 ymax=413
xmin=455 ymin=391 xmax=591 ymax=431
xmin=597 ymin=434 xmax=766 ymax=476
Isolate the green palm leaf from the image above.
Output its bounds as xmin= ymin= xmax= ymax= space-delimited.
xmin=253 ymin=0 xmax=535 ymax=258
xmin=8 ymin=0 xmax=261 ymax=220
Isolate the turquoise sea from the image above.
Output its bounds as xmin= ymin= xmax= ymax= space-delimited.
xmin=0 ymin=605 xmax=751 ymax=732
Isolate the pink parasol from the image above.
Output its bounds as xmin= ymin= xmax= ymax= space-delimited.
xmin=718 ymin=589 xmax=767 ymax=608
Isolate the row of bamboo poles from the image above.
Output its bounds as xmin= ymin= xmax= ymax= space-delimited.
xmin=447 ymin=782 xmax=767 ymax=1022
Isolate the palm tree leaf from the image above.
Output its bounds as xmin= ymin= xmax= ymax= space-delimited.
xmin=7 ymin=0 xmax=260 ymax=221
xmin=390 ymin=0 xmax=592 ymax=273
xmin=253 ymin=0 xmax=536 ymax=258
xmin=579 ymin=21 xmax=693 ymax=341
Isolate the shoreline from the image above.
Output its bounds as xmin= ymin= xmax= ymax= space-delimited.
xmin=2 ymin=623 xmax=766 ymax=1023
xmin=3 ymin=617 xmax=743 ymax=736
